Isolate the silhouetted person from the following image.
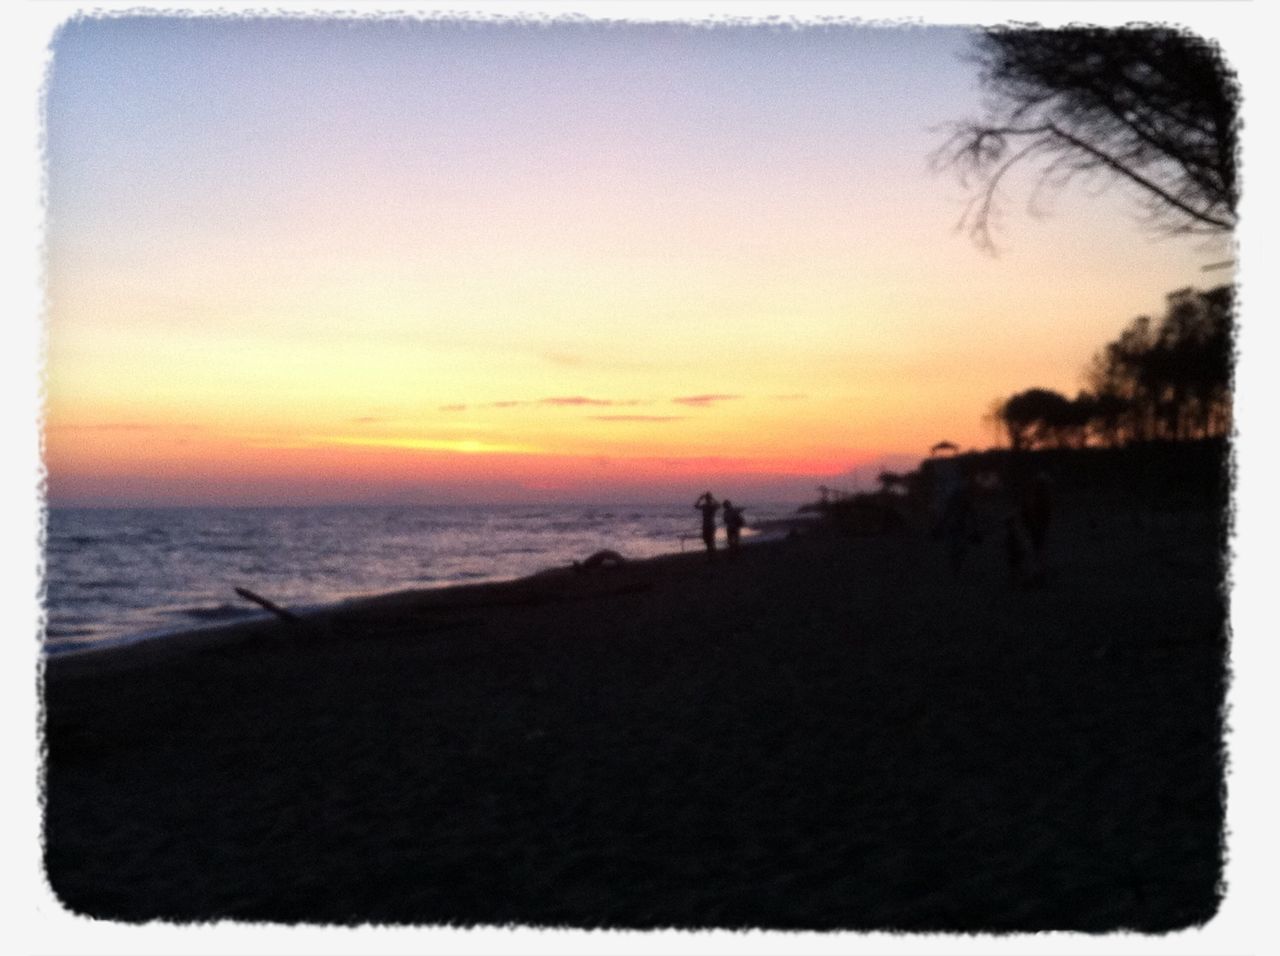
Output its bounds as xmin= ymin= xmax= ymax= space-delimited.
xmin=939 ymin=475 xmax=974 ymax=577
xmin=1020 ymin=472 xmax=1053 ymax=584
xmin=723 ymin=500 xmax=745 ymax=553
xmin=694 ymin=491 xmax=719 ymax=558
xmin=1004 ymin=512 xmax=1028 ymax=585
xmin=929 ymin=456 xmax=963 ymax=539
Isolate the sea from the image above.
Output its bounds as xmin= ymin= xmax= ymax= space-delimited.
xmin=41 ymin=503 xmax=793 ymax=656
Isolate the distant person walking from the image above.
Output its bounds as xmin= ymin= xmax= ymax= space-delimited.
xmin=1003 ymin=512 xmax=1030 ymax=585
xmin=930 ymin=457 xmax=963 ymax=538
xmin=722 ymin=500 xmax=745 ymax=554
xmin=694 ymin=491 xmax=720 ymax=558
xmin=1020 ymin=472 xmax=1053 ymax=584
xmin=939 ymin=477 xmax=974 ymax=576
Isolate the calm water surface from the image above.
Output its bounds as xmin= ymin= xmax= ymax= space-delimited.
xmin=43 ymin=504 xmax=787 ymax=655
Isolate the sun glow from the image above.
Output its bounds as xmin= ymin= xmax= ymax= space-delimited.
xmin=303 ymin=436 xmax=544 ymax=455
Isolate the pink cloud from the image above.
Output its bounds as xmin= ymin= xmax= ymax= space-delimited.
xmin=441 ymin=396 xmax=653 ymax=411
xmin=671 ymin=394 xmax=741 ymax=407
xmin=539 ymin=396 xmax=619 ymax=407
xmin=538 ymin=397 xmax=647 ymax=408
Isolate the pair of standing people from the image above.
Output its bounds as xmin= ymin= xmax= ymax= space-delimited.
xmin=694 ymin=491 xmax=745 ymax=558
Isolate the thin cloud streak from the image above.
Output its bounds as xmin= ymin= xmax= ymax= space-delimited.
xmin=439 ymin=397 xmax=652 ymax=411
xmin=306 ymin=436 xmax=542 ymax=455
xmin=589 ymin=415 xmax=686 ymax=422
xmin=671 ymin=394 xmax=742 ymax=407
xmin=539 ymin=396 xmax=643 ymax=407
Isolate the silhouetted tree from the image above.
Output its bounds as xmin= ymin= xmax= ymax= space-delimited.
xmin=1058 ymin=391 xmax=1097 ymax=448
xmin=1080 ymin=388 xmax=1131 ymax=447
xmin=1152 ymin=285 xmax=1233 ymax=439
xmin=998 ymin=387 xmax=1075 ymax=450
xmin=936 ymin=26 xmax=1238 ymax=251
xmin=1080 ymin=285 xmax=1232 ymax=445
xmin=990 ymin=288 xmax=1230 ymax=451
xmin=1086 ymin=314 xmax=1158 ymax=442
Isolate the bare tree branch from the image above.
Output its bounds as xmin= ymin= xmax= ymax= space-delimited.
xmin=1041 ymin=121 xmax=1235 ymax=229
xmin=935 ymin=26 xmax=1238 ymax=253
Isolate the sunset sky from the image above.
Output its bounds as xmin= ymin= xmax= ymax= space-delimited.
xmin=42 ymin=15 xmax=1233 ymax=506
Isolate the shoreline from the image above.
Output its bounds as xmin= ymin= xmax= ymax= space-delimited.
xmin=42 ymin=504 xmax=816 ymax=672
xmin=42 ymin=525 xmax=794 ymax=680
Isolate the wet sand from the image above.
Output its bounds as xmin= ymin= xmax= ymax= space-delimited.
xmin=42 ymin=499 xmax=1228 ymax=930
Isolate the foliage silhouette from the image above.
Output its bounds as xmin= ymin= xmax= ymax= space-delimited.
xmin=998 ymin=388 xmax=1076 ymax=451
xmin=994 ymin=286 xmax=1232 ymax=450
xmin=935 ymin=26 xmax=1238 ymax=252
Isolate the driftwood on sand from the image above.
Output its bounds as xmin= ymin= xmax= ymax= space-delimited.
xmin=234 ymin=587 xmax=301 ymax=622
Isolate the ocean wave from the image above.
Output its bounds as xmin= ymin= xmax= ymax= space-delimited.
xmin=59 ymin=535 xmax=104 ymax=547
xmin=44 ymin=626 xmax=98 ymax=639
xmin=44 ymin=503 xmax=701 ymax=652
xmin=548 ymin=520 xmax=596 ymax=533
xmin=179 ymin=604 xmax=258 ymax=621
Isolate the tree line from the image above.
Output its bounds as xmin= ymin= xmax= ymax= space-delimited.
xmin=994 ymin=285 xmax=1232 ymax=451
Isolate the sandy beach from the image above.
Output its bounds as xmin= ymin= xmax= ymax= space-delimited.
xmin=42 ymin=495 xmax=1227 ymax=930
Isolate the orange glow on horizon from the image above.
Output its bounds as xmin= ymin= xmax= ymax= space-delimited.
xmin=43 ymin=19 xmax=1228 ymax=506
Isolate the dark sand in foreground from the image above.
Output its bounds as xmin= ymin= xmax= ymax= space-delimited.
xmin=43 ymin=499 xmax=1227 ymax=930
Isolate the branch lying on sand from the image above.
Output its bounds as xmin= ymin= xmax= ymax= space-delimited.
xmin=234 ymin=587 xmax=301 ymax=623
